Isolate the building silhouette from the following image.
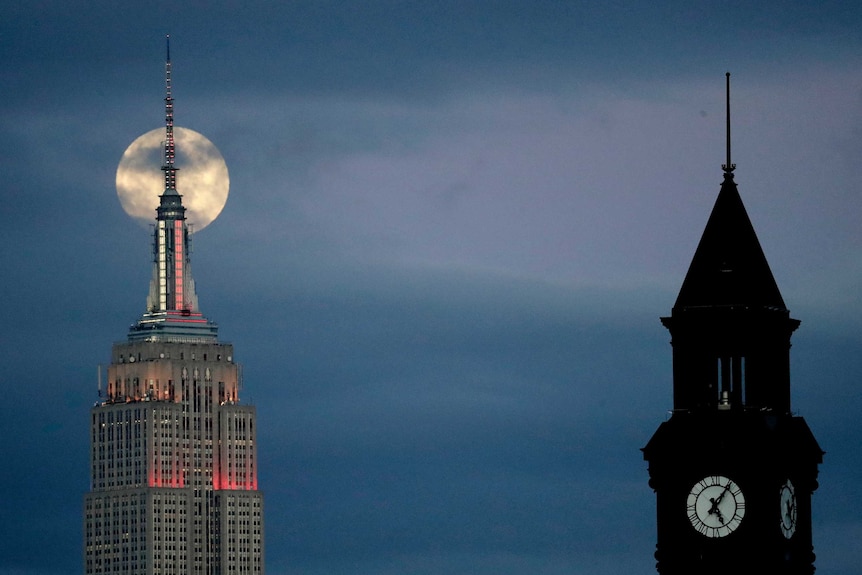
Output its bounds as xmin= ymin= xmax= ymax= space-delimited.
xmin=83 ymin=38 xmax=264 ymax=574
xmin=643 ymin=74 xmax=823 ymax=574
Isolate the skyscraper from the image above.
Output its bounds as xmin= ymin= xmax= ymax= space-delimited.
xmin=83 ymin=39 xmax=264 ymax=574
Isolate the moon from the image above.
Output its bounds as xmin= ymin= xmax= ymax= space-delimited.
xmin=116 ymin=126 xmax=229 ymax=231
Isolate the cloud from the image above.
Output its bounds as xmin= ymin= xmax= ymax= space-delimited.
xmin=187 ymin=62 xmax=862 ymax=314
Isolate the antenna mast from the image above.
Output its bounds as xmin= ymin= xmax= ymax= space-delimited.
xmin=162 ymin=35 xmax=178 ymax=191
xmin=722 ymin=72 xmax=736 ymax=174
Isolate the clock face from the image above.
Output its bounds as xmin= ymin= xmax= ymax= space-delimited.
xmin=780 ymin=480 xmax=797 ymax=539
xmin=687 ymin=475 xmax=746 ymax=538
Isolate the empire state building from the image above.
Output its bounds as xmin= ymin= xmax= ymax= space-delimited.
xmin=83 ymin=40 xmax=264 ymax=574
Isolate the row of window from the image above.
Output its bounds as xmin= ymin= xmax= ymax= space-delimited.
xmin=116 ymin=350 xmax=231 ymax=363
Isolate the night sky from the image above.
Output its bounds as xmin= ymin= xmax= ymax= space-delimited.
xmin=2 ymin=2 xmax=862 ymax=574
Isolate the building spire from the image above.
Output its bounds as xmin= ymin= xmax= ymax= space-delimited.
xmin=721 ymin=72 xmax=736 ymax=176
xmin=162 ymin=34 xmax=178 ymax=192
xmin=128 ymin=37 xmax=217 ymax=343
xmin=673 ymin=73 xmax=787 ymax=313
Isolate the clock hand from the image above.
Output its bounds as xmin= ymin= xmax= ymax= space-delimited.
xmin=707 ymin=496 xmax=726 ymax=524
xmin=714 ymin=483 xmax=731 ymax=504
xmin=706 ymin=482 xmax=733 ymax=524
xmin=709 ymin=499 xmax=724 ymax=525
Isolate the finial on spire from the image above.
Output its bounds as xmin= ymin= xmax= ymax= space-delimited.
xmin=162 ymin=34 xmax=178 ymax=192
xmin=722 ymin=72 xmax=736 ymax=175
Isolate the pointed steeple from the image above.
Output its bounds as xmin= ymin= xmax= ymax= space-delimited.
xmin=661 ymin=73 xmax=798 ymax=414
xmin=674 ymin=175 xmax=786 ymax=310
xmin=674 ymin=73 xmax=785 ymax=312
xmin=128 ymin=37 xmax=217 ymax=343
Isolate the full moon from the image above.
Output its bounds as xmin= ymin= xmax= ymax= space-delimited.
xmin=116 ymin=127 xmax=229 ymax=231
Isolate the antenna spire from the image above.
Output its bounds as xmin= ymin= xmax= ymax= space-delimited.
xmin=722 ymin=72 xmax=736 ymax=175
xmin=162 ymin=34 xmax=178 ymax=192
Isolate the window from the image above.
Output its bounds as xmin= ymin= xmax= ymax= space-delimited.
xmin=718 ymin=355 xmax=745 ymax=408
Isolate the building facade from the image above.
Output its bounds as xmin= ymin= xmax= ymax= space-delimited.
xmin=83 ymin=39 xmax=264 ymax=574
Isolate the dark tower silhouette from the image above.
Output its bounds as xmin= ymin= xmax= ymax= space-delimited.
xmin=643 ymin=74 xmax=823 ymax=575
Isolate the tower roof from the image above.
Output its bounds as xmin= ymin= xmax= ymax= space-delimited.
xmin=127 ymin=36 xmax=217 ymax=344
xmin=673 ymin=172 xmax=786 ymax=311
xmin=161 ymin=34 xmax=178 ymax=195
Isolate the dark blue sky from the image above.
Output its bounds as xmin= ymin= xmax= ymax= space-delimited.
xmin=2 ymin=2 xmax=861 ymax=574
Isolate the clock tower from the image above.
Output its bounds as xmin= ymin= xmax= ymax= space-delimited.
xmin=643 ymin=74 xmax=823 ymax=575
